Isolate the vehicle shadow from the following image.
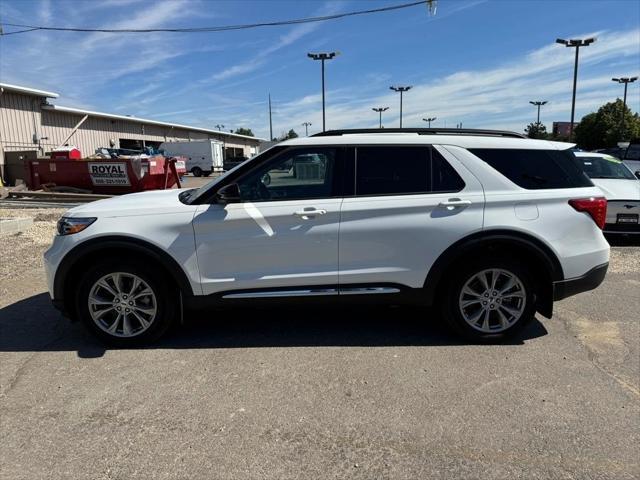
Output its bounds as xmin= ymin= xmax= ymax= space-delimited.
xmin=0 ymin=293 xmax=548 ymax=358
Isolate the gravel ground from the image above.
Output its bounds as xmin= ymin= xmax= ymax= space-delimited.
xmin=0 ymin=209 xmax=65 ymax=291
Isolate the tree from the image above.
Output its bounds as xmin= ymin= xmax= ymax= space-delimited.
xmin=524 ymin=121 xmax=548 ymax=139
xmin=276 ymin=129 xmax=299 ymax=141
xmin=234 ymin=127 xmax=254 ymax=137
xmin=574 ymin=99 xmax=640 ymax=150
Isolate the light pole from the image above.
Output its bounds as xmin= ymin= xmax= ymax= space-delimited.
xmin=307 ymin=52 xmax=338 ymax=132
xmin=302 ymin=122 xmax=312 ymax=136
xmin=215 ymin=124 xmax=225 ymax=131
xmin=529 ymin=101 xmax=547 ymax=123
xmin=612 ymin=77 xmax=638 ymax=140
xmin=390 ymin=85 xmax=412 ymax=128
xmin=372 ymin=107 xmax=389 ymax=128
xmin=556 ymin=37 xmax=596 ymax=138
xmin=422 ymin=117 xmax=436 ymax=128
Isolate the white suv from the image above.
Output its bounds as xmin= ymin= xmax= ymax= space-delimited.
xmin=44 ymin=129 xmax=610 ymax=346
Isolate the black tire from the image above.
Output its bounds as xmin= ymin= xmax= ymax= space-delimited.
xmin=75 ymin=259 xmax=178 ymax=347
xmin=192 ymin=167 xmax=203 ymax=177
xmin=440 ymin=258 xmax=536 ymax=343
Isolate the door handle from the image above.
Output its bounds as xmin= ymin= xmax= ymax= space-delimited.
xmin=294 ymin=209 xmax=327 ymax=219
xmin=439 ymin=199 xmax=472 ymax=208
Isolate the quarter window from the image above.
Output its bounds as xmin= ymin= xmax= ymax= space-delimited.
xmin=469 ymin=148 xmax=593 ymax=189
xmin=355 ymin=146 xmax=465 ymax=196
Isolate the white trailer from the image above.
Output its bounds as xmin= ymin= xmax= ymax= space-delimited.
xmin=159 ymin=140 xmax=224 ymax=176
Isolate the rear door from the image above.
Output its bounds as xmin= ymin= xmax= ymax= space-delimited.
xmin=338 ymin=145 xmax=484 ymax=289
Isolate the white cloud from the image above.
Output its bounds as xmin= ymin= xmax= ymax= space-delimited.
xmin=240 ymin=28 xmax=640 ymax=137
xmin=211 ymin=1 xmax=342 ymax=82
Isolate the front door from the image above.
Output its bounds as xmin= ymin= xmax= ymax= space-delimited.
xmin=193 ymin=147 xmax=342 ymax=296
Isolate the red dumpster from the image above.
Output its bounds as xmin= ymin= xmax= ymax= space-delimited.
xmin=24 ymin=155 xmax=186 ymax=194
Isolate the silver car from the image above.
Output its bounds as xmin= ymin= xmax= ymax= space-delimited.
xmin=575 ymin=152 xmax=640 ymax=235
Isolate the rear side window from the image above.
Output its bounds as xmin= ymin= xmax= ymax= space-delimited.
xmin=355 ymin=146 xmax=464 ymax=196
xmin=469 ymin=148 xmax=593 ymax=189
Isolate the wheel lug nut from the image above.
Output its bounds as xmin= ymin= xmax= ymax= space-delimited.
xmin=484 ymin=293 xmax=489 ymax=297
xmin=125 ymin=308 xmax=130 ymax=312
xmin=482 ymin=301 xmax=487 ymax=305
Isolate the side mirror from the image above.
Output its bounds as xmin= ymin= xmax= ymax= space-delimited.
xmin=635 ymin=171 xmax=640 ymax=180
xmin=216 ymin=183 xmax=241 ymax=204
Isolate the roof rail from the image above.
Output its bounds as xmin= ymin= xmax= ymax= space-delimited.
xmin=312 ymin=128 xmax=527 ymax=139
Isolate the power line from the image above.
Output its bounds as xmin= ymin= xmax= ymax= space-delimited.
xmin=1 ymin=1 xmax=429 ymax=36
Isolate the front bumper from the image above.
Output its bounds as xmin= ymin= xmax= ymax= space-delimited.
xmin=553 ymin=262 xmax=609 ymax=301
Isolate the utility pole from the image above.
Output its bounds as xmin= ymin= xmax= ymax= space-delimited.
xmin=556 ymin=37 xmax=596 ymax=138
xmin=215 ymin=124 xmax=225 ymax=131
xmin=372 ymin=107 xmax=389 ymax=128
xmin=302 ymin=122 xmax=312 ymax=136
xmin=268 ymin=93 xmax=273 ymax=141
xmin=529 ymin=101 xmax=548 ymax=123
xmin=422 ymin=117 xmax=436 ymax=128
xmin=307 ymin=52 xmax=339 ymax=132
xmin=612 ymin=77 xmax=638 ymax=140
xmin=390 ymin=86 xmax=412 ymax=128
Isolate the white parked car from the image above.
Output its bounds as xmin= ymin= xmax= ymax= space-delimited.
xmin=574 ymin=152 xmax=640 ymax=235
xmin=45 ymin=129 xmax=610 ymax=346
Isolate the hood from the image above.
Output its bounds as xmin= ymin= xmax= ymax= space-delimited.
xmin=591 ymin=179 xmax=640 ymax=201
xmin=66 ymin=188 xmax=196 ymax=218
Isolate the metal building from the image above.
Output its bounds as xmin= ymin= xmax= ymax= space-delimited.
xmin=0 ymin=83 xmax=265 ymax=184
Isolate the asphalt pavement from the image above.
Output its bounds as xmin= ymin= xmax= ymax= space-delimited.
xmin=0 ymin=231 xmax=638 ymax=480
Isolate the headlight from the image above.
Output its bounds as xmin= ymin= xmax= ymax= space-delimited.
xmin=56 ymin=217 xmax=96 ymax=236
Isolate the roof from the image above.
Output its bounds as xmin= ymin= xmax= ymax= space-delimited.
xmin=41 ymin=104 xmax=266 ymax=142
xmin=0 ymin=82 xmax=264 ymax=142
xmin=279 ymin=133 xmax=574 ymax=150
xmin=0 ymin=82 xmax=59 ymax=98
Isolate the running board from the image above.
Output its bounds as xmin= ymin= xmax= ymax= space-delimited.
xmin=222 ymin=286 xmax=400 ymax=299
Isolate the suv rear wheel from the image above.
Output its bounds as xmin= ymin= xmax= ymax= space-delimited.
xmin=441 ymin=258 xmax=536 ymax=343
xmin=191 ymin=166 xmax=203 ymax=177
xmin=76 ymin=260 xmax=177 ymax=346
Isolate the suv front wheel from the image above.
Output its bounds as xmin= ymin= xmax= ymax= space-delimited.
xmin=75 ymin=260 xmax=176 ymax=346
xmin=441 ymin=259 xmax=536 ymax=343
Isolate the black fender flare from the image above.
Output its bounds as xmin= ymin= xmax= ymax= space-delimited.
xmin=53 ymin=236 xmax=195 ymax=304
xmin=422 ymin=229 xmax=564 ymax=307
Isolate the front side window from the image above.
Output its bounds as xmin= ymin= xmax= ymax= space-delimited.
xmin=469 ymin=148 xmax=593 ymax=189
xmin=237 ymin=148 xmax=336 ymax=202
xmin=577 ymin=155 xmax=636 ymax=180
xmin=355 ymin=146 xmax=464 ymax=196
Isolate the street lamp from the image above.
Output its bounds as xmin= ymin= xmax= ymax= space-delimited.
xmin=307 ymin=51 xmax=339 ymax=132
xmin=302 ymin=122 xmax=312 ymax=136
xmin=372 ymin=107 xmax=389 ymax=128
xmin=529 ymin=101 xmax=548 ymax=123
xmin=556 ymin=37 xmax=596 ymax=138
xmin=390 ymin=85 xmax=412 ymax=128
xmin=612 ymin=77 xmax=638 ymax=140
xmin=422 ymin=117 xmax=436 ymax=128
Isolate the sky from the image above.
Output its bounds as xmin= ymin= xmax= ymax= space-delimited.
xmin=0 ymin=0 xmax=639 ymax=139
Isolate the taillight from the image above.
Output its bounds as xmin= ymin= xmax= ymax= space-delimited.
xmin=569 ymin=197 xmax=607 ymax=229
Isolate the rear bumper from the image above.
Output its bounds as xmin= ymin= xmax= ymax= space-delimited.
xmin=604 ymin=223 xmax=640 ymax=234
xmin=553 ymin=262 xmax=608 ymax=301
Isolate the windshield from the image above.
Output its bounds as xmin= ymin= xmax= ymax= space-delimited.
xmin=575 ymin=154 xmax=636 ymax=180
